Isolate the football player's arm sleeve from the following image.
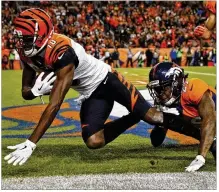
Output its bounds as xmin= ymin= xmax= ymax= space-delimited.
xmin=53 ymin=47 xmax=79 ymax=72
xmin=28 ymin=63 xmax=74 ymax=143
xmin=22 ymin=62 xmax=37 ymax=100
xmin=198 ymin=90 xmax=216 ymax=158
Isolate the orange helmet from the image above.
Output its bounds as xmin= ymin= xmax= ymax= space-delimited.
xmin=13 ymin=8 xmax=54 ymax=57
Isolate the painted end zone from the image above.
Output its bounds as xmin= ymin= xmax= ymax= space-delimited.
xmin=2 ymin=90 xmax=198 ymax=145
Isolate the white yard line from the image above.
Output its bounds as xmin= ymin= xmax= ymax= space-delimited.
xmin=185 ymin=71 xmax=216 ymax=76
xmin=135 ymin=81 xmax=146 ymax=84
xmin=130 ymin=74 xmax=139 ymax=76
xmin=2 ymin=172 xmax=216 ymax=190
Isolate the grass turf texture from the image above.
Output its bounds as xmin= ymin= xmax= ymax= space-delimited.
xmin=2 ymin=67 xmax=216 ymax=178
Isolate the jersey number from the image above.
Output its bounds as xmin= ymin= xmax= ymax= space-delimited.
xmin=48 ymin=40 xmax=57 ymax=48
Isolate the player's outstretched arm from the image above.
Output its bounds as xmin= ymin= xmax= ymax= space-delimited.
xmin=185 ymin=91 xmax=216 ymax=172
xmin=205 ymin=12 xmax=216 ymax=31
xmin=4 ymin=63 xmax=75 ymax=166
xmin=145 ymin=107 xmax=183 ymax=129
xmin=198 ymin=91 xmax=216 ymax=158
xmin=194 ymin=3 xmax=216 ymax=40
xmin=194 ymin=25 xmax=212 ymax=40
xmin=29 ymin=63 xmax=75 ymax=143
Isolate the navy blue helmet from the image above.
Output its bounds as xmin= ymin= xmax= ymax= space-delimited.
xmin=147 ymin=62 xmax=188 ymax=106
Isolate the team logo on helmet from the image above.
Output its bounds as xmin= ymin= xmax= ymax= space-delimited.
xmin=165 ymin=67 xmax=183 ymax=79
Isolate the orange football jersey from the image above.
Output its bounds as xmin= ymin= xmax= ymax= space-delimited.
xmin=44 ymin=33 xmax=72 ymax=66
xmin=19 ymin=33 xmax=73 ymax=72
xmin=181 ymin=78 xmax=216 ymax=118
xmin=203 ymin=1 xmax=216 ymax=14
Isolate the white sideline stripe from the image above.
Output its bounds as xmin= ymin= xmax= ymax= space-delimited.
xmin=185 ymin=71 xmax=216 ymax=76
xmin=135 ymin=81 xmax=146 ymax=84
xmin=130 ymin=73 xmax=138 ymax=76
xmin=2 ymin=172 xmax=216 ymax=190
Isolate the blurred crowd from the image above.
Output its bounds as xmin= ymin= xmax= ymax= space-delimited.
xmin=103 ymin=46 xmax=216 ymax=69
xmin=1 ymin=1 xmax=216 ymax=69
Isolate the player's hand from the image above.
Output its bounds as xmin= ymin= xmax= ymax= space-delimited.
xmin=4 ymin=140 xmax=36 ymax=166
xmin=185 ymin=155 xmax=205 ymax=172
xmin=31 ymin=72 xmax=56 ymax=96
xmin=194 ymin=25 xmax=211 ymax=39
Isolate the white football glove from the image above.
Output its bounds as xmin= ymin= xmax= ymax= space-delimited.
xmin=4 ymin=140 xmax=36 ymax=166
xmin=185 ymin=155 xmax=205 ymax=172
xmin=31 ymin=72 xmax=56 ymax=96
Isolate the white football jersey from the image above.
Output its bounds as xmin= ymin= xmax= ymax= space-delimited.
xmin=70 ymin=40 xmax=111 ymax=97
xmin=20 ymin=33 xmax=111 ymax=100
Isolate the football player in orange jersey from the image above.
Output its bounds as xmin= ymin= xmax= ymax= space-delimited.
xmin=4 ymin=8 xmax=181 ymax=166
xmin=147 ymin=62 xmax=216 ymax=172
xmin=194 ymin=1 xmax=216 ymax=39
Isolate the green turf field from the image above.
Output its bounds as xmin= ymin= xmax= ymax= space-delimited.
xmin=2 ymin=67 xmax=216 ymax=178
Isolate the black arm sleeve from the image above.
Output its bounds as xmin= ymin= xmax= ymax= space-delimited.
xmin=53 ymin=47 xmax=79 ymax=72
xmin=22 ymin=89 xmax=37 ymax=100
xmin=163 ymin=112 xmax=184 ymax=130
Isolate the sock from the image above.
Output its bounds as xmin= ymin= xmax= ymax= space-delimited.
xmin=104 ymin=113 xmax=140 ymax=144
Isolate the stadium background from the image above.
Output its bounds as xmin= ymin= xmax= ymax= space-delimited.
xmin=1 ymin=0 xmax=217 ymax=190
xmin=2 ymin=1 xmax=216 ymax=69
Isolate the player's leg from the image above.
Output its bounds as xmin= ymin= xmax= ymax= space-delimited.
xmin=81 ymin=103 xmax=140 ymax=149
xmin=80 ymin=95 xmax=113 ymax=149
xmin=108 ymin=70 xmax=152 ymax=117
xmin=80 ymin=75 xmax=141 ymax=149
xmin=109 ymin=70 xmax=185 ymax=127
xmin=103 ymin=112 xmax=140 ymax=144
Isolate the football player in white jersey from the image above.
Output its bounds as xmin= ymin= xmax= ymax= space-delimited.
xmin=5 ymin=8 xmax=180 ymax=166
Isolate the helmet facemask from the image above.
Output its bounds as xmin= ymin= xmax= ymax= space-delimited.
xmin=147 ymin=73 xmax=186 ymax=106
xmin=14 ymin=23 xmax=40 ymax=57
